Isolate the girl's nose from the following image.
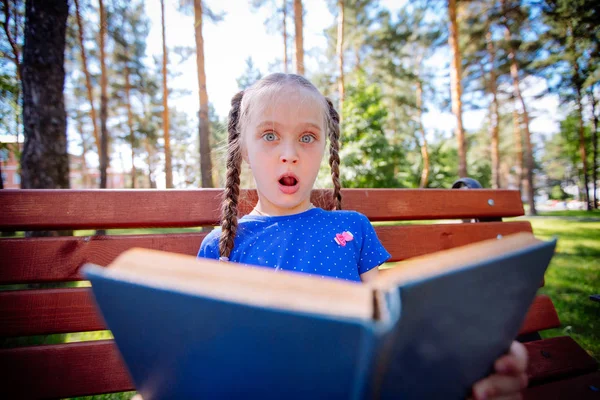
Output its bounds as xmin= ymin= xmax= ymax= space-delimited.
xmin=280 ymin=143 xmax=299 ymax=164
xmin=280 ymin=155 xmax=298 ymax=164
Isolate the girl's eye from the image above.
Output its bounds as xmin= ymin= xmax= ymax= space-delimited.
xmin=300 ymin=134 xmax=315 ymax=144
xmin=262 ymin=132 xmax=277 ymax=142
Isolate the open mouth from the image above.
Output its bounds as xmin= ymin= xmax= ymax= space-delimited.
xmin=278 ymin=173 xmax=300 ymax=194
xmin=279 ymin=176 xmax=298 ymax=186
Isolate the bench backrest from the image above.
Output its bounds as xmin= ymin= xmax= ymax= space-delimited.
xmin=0 ymin=188 xmax=560 ymax=399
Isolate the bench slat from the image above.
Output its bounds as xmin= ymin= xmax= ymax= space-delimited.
xmin=0 ymin=189 xmax=524 ymax=230
xmin=0 ymin=288 xmax=556 ymax=337
xmin=518 ymin=294 xmax=561 ymax=335
xmin=0 ymin=288 xmax=104 ymax=336
xmin=0 ymin=340 xmax=134 ymax=399
xmin=525 ymin=336 xmax=599 ymax=385
xmin=0 ymin=222 xmax=533 ymax=284
xmin=523 ymin=371 xmax=600 ymax=399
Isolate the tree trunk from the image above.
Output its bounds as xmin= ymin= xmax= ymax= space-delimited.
xmin=575 ymin=86 xmax=591 ymax=210
xmin=512 ymin=103 xmax=523 ymax=193
xmin=77 ymin=118 xmax=90 ymax=188
xmin=293 ymin=0 xmax=304 ymax=75
xmin=124 ymin=63 xmax=136 ymax=188
xmin=0 ymin=158 xmax=4 ymax=189
xmin=505 ymin=43 xmax=535 ymax=214
xmin=99 ymin=0 xmax=109 ymax=189
xmin=161 ymin=0 xmax=173 ymax=188
xmin=416 ymin=80 xmax=429 ymax=188
xmin=21 ymin=0 xmax=69 ymax=190
xmin=590 ymin=88 xmax=598 ymax=209
xmin=502 ymin=0 xmax=535 ymax=214
xmin=486 ymin=31 xmax=500 ymax=189
xmin=336 ymin=0 xmax=344 ymax=115
xmin=21 ymin=0 xmax=70 ymax=237
xmin=282 ymin=0 xmax=288 ymax=73
xmin=74 ymin=0 xmax=100 ymax=154
xmin=144 ymin=138 xmax=156 ymax=189
xmin=194 ymin=0 xmax=214 ymax=188
xmin=448 ymin=0 xmax=467 ymax=178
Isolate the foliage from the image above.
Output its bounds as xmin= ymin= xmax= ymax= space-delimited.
xmin=236 ymin=57 xmax=262 ymax=90
xmin=336 ymin=73 xmax=406 ymax=188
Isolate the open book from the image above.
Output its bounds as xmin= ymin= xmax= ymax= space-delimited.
xmin=84 ymin=232 xmax=556 ymax=400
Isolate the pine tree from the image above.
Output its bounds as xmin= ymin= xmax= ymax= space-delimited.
xmin=98 ymin=0 xmax=109 ymax=188
xmin=541 ymin=0 xmax=599 ymax=210
xmin=20 ymin=0 xmax=70 ymax=191
xmin=178 ymin=1 xmax=223 ymax=188
xmin=251 ymin=0 xmax=291 ymax=73
xmin=160 ymin=0 xmax=173 ymax=187
xmin=448 ymin=0 xmax=467 ymax=178
xmin=293 ymin=0 xmax=304 ymax=75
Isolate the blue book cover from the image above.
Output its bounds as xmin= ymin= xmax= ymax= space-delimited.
xmin=84 ymin=232 xmax=556 ymax=400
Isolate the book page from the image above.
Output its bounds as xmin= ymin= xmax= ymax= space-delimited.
xmin=101 ymin=248 xmax=375 ymax=321
xmin=372 ymin=232 xmax=541 ymax=291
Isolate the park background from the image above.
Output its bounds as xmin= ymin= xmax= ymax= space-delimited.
xmin=0 ymin=1 xmax=598 ymax=399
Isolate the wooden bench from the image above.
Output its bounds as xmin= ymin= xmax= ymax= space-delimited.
xmin=1 ymin=187 xmax=598 ymax=399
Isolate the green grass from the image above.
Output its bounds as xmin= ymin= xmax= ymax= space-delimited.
xmin=524 ymin=216 xmax=600 ymax=361
xmin=537 ymin=209 xmax=600 ymax=218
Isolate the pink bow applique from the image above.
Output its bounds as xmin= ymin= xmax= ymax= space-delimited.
xmin=334 ymin=231 xmax=354 ymax=246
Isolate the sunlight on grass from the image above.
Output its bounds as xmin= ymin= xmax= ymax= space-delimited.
xmin=526 ymin=217 xmax=600 ymax=360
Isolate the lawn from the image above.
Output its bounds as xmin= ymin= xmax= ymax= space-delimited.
xmin=522 ymin=214 xmax=600 ymax=360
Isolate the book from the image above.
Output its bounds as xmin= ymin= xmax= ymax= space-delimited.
xmin=83 ymin=232 xmax=557 ymax=400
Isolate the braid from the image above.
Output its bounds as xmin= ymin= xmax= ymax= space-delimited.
xmin=219 ymin=91 xmax=244 ymax=260
xmin=326 ymin=98 xmax=342 ymax=211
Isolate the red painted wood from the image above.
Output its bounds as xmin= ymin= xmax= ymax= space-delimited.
xmin=522 ymin=371 xmax=600 ymax=399
xmin=0 ymin=290 xmax=555 ymax=338
xmin=0 ymin=232 xmax=205 ymax=283
xmin=0 ymin=340 xmax=134 ymax=399
xmin=525 ymin=336 xmax=599 ymax=385
xmin=518 ymin=295 xmax=561 ymax=335
xmin=0 ymin=188 xmax=524 ymax=230
xmin=0 ymin=288 xmax=105 ymax=336
xmin=0 ymin=221 xmax=532 ymax=284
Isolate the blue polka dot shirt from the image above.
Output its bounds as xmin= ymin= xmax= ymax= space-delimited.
xmin=198 ymin=208 xmax=391 ymax=282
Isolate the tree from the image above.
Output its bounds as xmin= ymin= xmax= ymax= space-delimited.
xmin=500 ymin=0 xmax=537 ymax=214
xmin=448 ymin=0 xmax=467 ymax=178
xmin=335 ymin=73 xmax=406 ymax=188
xmin=99 ymin=0 xmax=109 ymax=188
xmin=251 ymin=0 xmax=290 ymax=73
xmin=110 ymin=0 xmax=150 ymax=189
xmin=293 ymin=0 xmax=304 ymax=75
xmin=336 ymin=0 xmax=344 ymax=113
xmin=178 ymin=1 xmax=222 ymax=188
xmin=236 ymin=57 xmax=262 ymax=90
xmin=73 ymin=0 xmax=100 ymax=154
xmin=590 ymin=86 xmax=598 ymax=208
xmin=20 ymin=0 xmax=69 ymax=190
xmin=1 ymin=0 xmax=24 ymax=143
xmin=161 ymin=0 xmax=173 ymax=187
xmin=541 ymin=0 xmax=600 ymax=210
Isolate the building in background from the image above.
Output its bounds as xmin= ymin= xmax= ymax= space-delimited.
xmin=1 ymin=138 xmax=129 ymax=189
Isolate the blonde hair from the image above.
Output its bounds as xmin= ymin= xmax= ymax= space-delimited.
xmin=219 ymin=73 xmax=341 ymax=260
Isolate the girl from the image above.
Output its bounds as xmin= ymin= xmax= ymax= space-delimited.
xmin=198 ymin=73 xmax=529 ymax=400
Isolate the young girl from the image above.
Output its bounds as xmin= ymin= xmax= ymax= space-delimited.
xmin=198 ymin=73 xmax=529 ymax=400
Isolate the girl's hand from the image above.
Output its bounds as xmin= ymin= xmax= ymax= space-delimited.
xmin=471 ymin=341 xmax=529 ymax=400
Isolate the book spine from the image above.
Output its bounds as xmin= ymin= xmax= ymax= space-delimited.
xmin=359 ymin=288 xmax=403 ymax=399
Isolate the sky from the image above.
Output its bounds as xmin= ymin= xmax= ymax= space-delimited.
xmin=46 ymin=0 xmax=560 ymax=183
xmin=142 ymin=0 xmax=561 ymax=136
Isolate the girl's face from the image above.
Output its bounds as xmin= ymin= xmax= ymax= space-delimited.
xmin=242 ymin=85 xmax=327 ymax=216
